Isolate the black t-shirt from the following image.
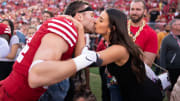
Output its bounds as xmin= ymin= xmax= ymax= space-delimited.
xmin=150 ymin=10 xmax=160 ymax=22
xmin=107 ymin=56 xmax=163 ymax=101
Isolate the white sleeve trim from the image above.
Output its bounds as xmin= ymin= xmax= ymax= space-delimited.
xmin=29 ymin=60 xmax=44 ymax=72
xmin=51 ymin=19 xmax=77 ymax=36
xmin=48 ymin=28 xmax=73 ymax=47
xmin=28 ymin=59 xmax=49 ymax=89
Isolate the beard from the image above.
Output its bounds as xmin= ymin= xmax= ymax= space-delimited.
xmin=130 ymin=14 xmax=144 ymax=23
xmin=85 ymin=26 xmax=95 ymax=34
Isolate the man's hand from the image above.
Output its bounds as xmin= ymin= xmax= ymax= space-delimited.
xmin=82 ymin=47 xmax=103 ymax=67
xmin=143 ymin=51 xmax=156 ymax=67
xmin=73 ymin=47 xmax=102 ymax=71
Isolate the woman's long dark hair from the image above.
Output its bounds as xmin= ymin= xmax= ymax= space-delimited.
xmin=106 ymin=8 xmax=146 ymax=83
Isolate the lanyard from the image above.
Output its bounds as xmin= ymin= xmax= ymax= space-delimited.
xmin=170 ymin=32 xmax=180 ymax=48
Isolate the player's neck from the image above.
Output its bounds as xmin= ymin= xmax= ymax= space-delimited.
xmin=131 ymin=19 xmax=144 ymax=27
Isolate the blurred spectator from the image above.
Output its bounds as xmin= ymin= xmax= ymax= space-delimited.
xmin=167 ymin=8 xmax=175 ymax=23
xmin=96 ymin=37 xmax=110 ymax=101
xmin=147 ymin=0 xmax=161 ymax=29
xmin=89 ymin=34 xmax=99 ymax=50
xmin=155 ymin=15 xmax=167 ymax=31
xmin=154 ymin=24 xmax=170 ymax=74
xmin=149 ymin=5 xmax=160 ymax=23
xmin=1 ymin=19 xmax=22 ymax=80
xmin=30 ymin=17 xmax=40 ymax=28
xmin=155 ymin=28 xmax=161 ymax=34
xmin=16 ymin=30 xmax=26 ymax=45
xmin=1 ymin=19 xmax=21 ymax=60
xmin=175 ymin=8 xmax=180 ymax=18
xmin=26 ymin=25 xmax=36 ymax=43
xmin=160 ymin=18 xmax=180 ymax=101
xmin=0 ymin=23 xmax=11 ymax=80
xmin=128 ymin=0 xmax=158 ymax=67
xmin=0 ymin=23 xmax=11 ymax=57
xmin=157 ymin=24 xmax=170 ymax=53
xmin=73 ymin=88 xmax=97 ymax=101
xmin=42 ymin=10 xmax=54 ymax=23
xmin=37 ymin=10 xmax=54 ymax=30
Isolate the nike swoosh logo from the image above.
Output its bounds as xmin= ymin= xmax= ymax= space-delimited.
xmin=67 ymin=22 xmax=72 ymax=25
xmin=85 ymin=56 xmax=93 ymax=62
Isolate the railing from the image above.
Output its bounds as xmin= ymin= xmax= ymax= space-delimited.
xmin=147 ymin=22 xmax=167 ymax=31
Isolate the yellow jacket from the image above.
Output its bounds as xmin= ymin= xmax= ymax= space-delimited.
xmin=157 ymin=31 xmax=168 ymax=53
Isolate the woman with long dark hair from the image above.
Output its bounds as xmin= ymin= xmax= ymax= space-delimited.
xmin=94 ymin=8 xmax=163 ymax=101
xmin=0 ymin=19 xmax=21 ymax=80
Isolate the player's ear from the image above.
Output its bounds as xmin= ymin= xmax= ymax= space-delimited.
xmin=74 ymin=13 xmax=83 ymax=21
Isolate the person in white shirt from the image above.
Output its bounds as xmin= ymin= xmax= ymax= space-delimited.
xmin=0 ymin=37 xmax=9 ymax=58
xmin=0 ymin=23 xmax=12 ymax=80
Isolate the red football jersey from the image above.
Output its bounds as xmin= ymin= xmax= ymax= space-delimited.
xmin=130 ymin=24 xmax=158 ymax=54
xmin=0 ymin=17 xmax=78 ymax=101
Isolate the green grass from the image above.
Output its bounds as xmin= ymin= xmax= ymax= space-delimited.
xmin=90 ymin=67 xmax=99 ymax=74
xmin=90 ymin=68 xmax=102 ymax=101
xmin=89 ymin=67 xmax=168 ymax=101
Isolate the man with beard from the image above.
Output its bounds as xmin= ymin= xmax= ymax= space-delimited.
xmin=128 ymin=0 xmax=158 ymax=67
xmin=39 ymin=1 xmax=96 ymax=101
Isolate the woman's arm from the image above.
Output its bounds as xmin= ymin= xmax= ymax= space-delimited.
xmin=97 ymin=45 xmax=129 ymax=66
xmin=6 ymin=35 xmax=20 ymax=60
xmin=6 ymin=44 xmax=19 ymax=59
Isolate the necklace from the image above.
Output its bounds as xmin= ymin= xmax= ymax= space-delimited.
xmin=128 ymin=20 xmax=145 ymax=41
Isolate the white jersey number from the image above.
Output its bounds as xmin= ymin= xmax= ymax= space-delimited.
xmin=16 ymin=44 xmax=29 ymax=63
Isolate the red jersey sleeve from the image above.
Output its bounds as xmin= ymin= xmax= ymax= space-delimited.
xmin=46 ymin=17 xmax=78 ymax=47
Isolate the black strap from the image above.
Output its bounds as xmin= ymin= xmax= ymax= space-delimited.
xmin=78 ymin=7 xmax=93 ymax=13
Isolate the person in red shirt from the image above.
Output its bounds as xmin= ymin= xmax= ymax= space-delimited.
xmin=128 ymin=0 xmax=158 ymax=67
xmin=0 ymin=1 xmax=99 ymax=101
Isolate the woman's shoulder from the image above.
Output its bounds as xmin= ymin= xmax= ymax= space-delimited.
xmin=109 ymin=44 xmax=130 ymax=64
xmin=109 ymin=44 xmax=128 ymax=54
xmin=109 ymin=44 xmax=126 ymax=49
xmin=10 ymin=35 xmax=20 ymax=45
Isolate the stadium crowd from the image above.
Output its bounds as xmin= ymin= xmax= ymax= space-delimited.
xmin=0 ymin=0 xmax=180 ymax=101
